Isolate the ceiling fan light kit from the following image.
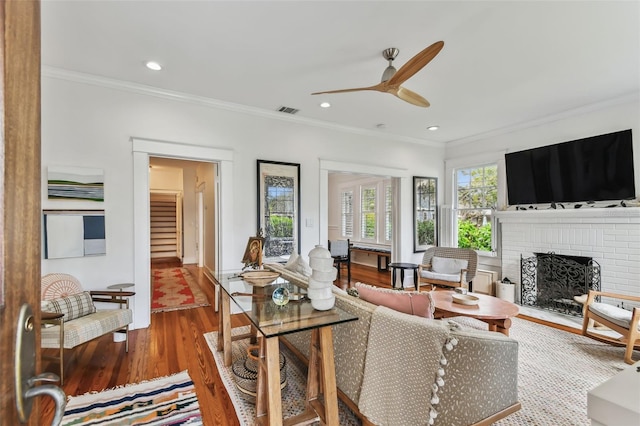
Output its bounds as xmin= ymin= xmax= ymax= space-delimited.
xmin=312 ymin=40 xmax=444 ymax=108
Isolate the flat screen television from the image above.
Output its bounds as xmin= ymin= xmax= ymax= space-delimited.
xmin=505 ymin=129 xmax=635 ymax=205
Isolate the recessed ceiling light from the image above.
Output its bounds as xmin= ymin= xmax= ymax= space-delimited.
xmin=320 ymin=102 xmax=331 ymax=108
xmin=145 ymin=61 xmax=162 ymax=71
xmin=427 ymin=125 xmax=439 ymax=131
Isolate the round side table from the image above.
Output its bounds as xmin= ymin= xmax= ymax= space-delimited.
xmin=107 ymin=283 xmax=135 ymax=292
xmin=388 ymin=263 xmax=419 ymax=290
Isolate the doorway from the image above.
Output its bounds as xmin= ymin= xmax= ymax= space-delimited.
xmin=132 ymin=139 xmax=234 ymax=328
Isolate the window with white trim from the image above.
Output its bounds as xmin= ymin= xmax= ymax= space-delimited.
xmin=336 ymin=177 xmax=390 ymax=245
xmin=360 ymin=186 xmax=376 ymax=241
xmin=455 ymin=164 xmax=497 ymax=253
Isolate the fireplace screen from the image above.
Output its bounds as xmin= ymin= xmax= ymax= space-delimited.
xmin=521 ymin=252 xmax=601 ymax=316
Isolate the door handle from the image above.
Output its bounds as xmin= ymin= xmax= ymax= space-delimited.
xmin=15 ymin=303 xmax=67 ymax=425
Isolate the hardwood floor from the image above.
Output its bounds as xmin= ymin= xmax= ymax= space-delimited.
xmin=39 ymin=263 xmax=390 ymax=425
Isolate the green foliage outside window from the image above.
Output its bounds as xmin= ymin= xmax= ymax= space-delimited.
xmin=458 ymin=219 xmax=492 ymax=251
xmin=363 ymin=212 xmax=376 ymax=239
xmin=269 ymin=216 xmax=293 ymax=238
xmin=417 ymin=219 xmax=435 ymax=246
xmin=457 ymin=164 xmax=497 ymax=252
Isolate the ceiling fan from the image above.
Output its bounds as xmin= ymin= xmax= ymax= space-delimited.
xmin=312 ymin=40 xmax=444 ymax=107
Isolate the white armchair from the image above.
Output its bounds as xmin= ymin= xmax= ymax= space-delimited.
xmin=417 ymin=247 xmax=478 ymax=291
xmin=40 ymin=273 xmax=134 ymax=384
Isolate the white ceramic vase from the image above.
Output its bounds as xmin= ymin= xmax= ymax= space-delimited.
xmin=307 ymin=245 xmax=336 ymax=310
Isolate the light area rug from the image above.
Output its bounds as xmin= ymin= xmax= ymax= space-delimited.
xmin=61 ymin=370 xmax=202 ymax=425
xmin=451 ymin=316 xmax=636 ymax=426
xmin=204 ymin=327 xmax=360 ymax=426
xmin=152 ymin=267 xmax=210 ymax=313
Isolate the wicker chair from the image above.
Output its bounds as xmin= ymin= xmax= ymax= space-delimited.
xmin=417 ymin=247 xmax=478 ymax=291
xmin=581 ymin=290 xmax=640 ymax=364
xmin=40 ymin=273 xmax=134 ymax=384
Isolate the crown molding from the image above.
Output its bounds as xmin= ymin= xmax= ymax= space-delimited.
xmin=42 ymin=66 xmax=444 ymax=149
xmin=445 ymin=92 xmax=640 ymax=148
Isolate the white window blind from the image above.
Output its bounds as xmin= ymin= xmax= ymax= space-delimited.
xmin=384 ymin=184 xmax=392 ymax=242
xmin=340 ymin=190 xmax=353 ymax=237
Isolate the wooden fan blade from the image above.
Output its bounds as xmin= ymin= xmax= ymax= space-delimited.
xmin=394 ymin=86 xmax=430 ymax=107
xmin=387 ymin=40 xmax=444 ymax=86
xmin=311 ymin=83 xmax=385 ymax=95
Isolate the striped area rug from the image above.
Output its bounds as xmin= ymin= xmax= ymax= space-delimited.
xmin=61 ymin=370 xmax=202 ymax=425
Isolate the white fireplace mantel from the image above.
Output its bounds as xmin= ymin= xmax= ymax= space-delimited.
xmin=495 ymin=207 xmax=640 ymax=223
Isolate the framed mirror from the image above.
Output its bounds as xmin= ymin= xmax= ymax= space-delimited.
xmin=413 ymin=176 xmax=437 ymax=252
xmin=257 ymin=160 xmax=300 ymax=262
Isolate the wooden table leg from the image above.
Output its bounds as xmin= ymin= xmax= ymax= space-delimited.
xmin=256 ymin=336 xmax=283 ymax=426
xmin=487 ymin=318 xmax=512 ymax=336
xmin=317 ymin=326 xmax=339 ymax=425
xmin=218 ymin=290 xmax=233 ymax=366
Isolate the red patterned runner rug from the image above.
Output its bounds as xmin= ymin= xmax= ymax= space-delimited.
xmin=152 ymin=267 xmax=210 ymax=313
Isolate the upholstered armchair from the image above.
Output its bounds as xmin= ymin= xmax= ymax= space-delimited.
xmin=417 ymin=247 xmax=478 ymax=291
xmin=581 ymin=290 xmax=640 ymax=364
xmin=40 ymin=273 xmax=135 ymax=384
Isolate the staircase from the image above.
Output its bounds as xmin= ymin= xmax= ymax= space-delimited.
xmin=150 ymin=195 xmax=178 ymax=260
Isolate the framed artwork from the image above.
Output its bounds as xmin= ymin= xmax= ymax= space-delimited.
xmin=43 ymin=210 xmax=106 ymax=259
xmin=242 ymin=236 xmax=264 ymax=268
xmin=47 ymin=165 xmax=104 ymax=202
xmin=413 ymin=176 xmax=438 ymax=252
xmin=257 ymin=160 xmax=300 ymax=262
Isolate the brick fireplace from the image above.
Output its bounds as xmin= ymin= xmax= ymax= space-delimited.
xmin=496 ymin=208 xmax=640 ymax=305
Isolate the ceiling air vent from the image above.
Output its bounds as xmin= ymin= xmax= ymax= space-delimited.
xmin=277 ymin=106 xmax=299 ymax=115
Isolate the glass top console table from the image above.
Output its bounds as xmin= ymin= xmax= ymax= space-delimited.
xmin=214 ymin=272 xmax=358 ymax=426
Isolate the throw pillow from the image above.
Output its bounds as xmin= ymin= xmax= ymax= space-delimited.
xmin=431 ymin=256 xmax=468 ymax=275
xmin=295 ymin=256 xmax=312 ymax=277
xmin=41 ymin=291 xmax=96 ymax=322
xmin=285 ymin=253 xmax=312 ymax=277
xmin=355 ymin=283 xmax=434 ymax=318
xmin=284 ymin=252 xmax=299 ymax=269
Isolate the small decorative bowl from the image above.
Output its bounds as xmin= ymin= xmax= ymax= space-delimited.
xmin=452 ymin=293 xmax=479 ymax=306
xmin=311 ymin=295 xmax=335 ymax=311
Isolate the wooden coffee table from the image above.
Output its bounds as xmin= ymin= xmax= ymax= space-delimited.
xmin=431 ymin=290 xmax=519 ymax=336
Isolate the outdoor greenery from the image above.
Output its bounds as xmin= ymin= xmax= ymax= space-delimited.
xmin=457 ymin=165 xmax=497 ymax=252
xmin=417 ymin=219 xmax=435 ymax=245
xmin=458 ymin=219 xmax=492 ymax=251
xmin=269 ymin=215 xmax=293 ymax=238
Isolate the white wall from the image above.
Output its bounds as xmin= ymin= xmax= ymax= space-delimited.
xmin=41 ymin=76 xmax=444 ymax=328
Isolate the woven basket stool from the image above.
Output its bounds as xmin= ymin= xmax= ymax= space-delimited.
xmin=232 ymin=345 xmax=287 ymax=403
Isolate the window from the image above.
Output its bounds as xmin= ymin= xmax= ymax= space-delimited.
xmin=455 ymin=164 xmax=497 ymax=252
xmin=384 ymin=184 xmax=392 ymax=242
xmin=361 ymin=186 xmax=376 ymax=240
xmin=334 ymin=177 xmax=391 ymax=245
xmin=340 ymin=190 xmax=353 ymax=238
xmin=413 ymin=176 xmax=437 ymax=252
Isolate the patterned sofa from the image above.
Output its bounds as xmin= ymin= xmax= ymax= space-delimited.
xmin=266 ymin=262 xmax=521 ymax=426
